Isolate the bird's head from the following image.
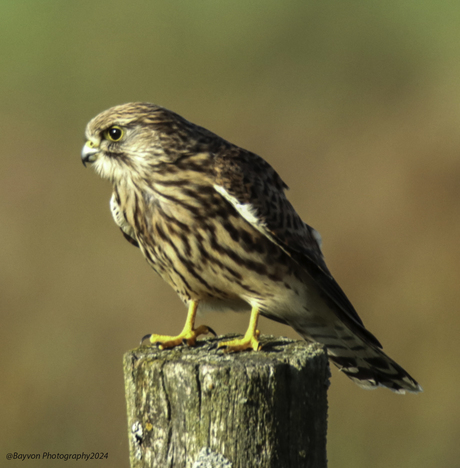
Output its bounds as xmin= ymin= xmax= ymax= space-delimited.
xmin=82 ymin=102 xmax=214 ymax=184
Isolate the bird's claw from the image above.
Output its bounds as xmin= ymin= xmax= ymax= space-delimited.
xmin=140 ymin=334 xmax=152 ymax=346
xmin=217 ymin=330 xmax=261 ymax=353
xmin=142 ymin=324 xmax=215 ymax=350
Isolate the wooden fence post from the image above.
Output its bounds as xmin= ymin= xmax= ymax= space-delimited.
xmin=123 ymin=335 xmax=330 ymax=468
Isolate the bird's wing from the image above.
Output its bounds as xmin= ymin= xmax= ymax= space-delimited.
xmin=110 ymin=192 xmax=139 ymax=248
xmin=213 ymin=149 xmax=382 ymax=349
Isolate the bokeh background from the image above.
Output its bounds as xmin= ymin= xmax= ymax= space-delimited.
xmin=1 ymin=1 xmax=459 ymax=467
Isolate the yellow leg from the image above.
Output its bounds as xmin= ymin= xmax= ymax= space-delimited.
xmin=149 ymin=301 xmax=212 ymax=349
xmin=218 ymin=306 xmax=261 ymax=352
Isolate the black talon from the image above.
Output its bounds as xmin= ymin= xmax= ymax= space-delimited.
xmin=206 ymin=326 xmax=217 ymax=338
xmin=216 ymin=345 xmax=228 ymax=354
xmin=140 ymin=334 xmax=152 ymax=346
xmin=209 ymin=342 xmax=219 ymax=351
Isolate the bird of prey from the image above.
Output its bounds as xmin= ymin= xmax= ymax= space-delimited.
xmin=82 ymin=102 xmax=421 ymax=393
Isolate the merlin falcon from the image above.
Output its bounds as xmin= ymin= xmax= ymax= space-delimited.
xmin=82 ymin=102 xmax=421 ymax=394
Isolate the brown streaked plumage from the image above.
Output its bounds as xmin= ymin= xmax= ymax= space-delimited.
xmin=82 ymin=102 xmax=421 ymax=393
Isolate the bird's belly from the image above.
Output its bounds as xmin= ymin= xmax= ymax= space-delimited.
xmin=137 ymin=213 xmax=307 ymax=308
xmin=198 ymin=296 xmax=250 ymax=314
xmin=136 ymin=218 xmax=344 ymax=342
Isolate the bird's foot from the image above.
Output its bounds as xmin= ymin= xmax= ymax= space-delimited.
xmin=146 ymin=325 xmax=215 ymax=350
xmin=218 ymin=329 xmax=261 ymax=352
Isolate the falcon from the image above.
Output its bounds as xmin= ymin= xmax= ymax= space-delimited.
xmin=81 ymin=102 xmax=421 ymax=393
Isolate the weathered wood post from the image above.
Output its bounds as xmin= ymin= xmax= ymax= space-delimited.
xmin=123 ymin=335 xmax=330 ymax=468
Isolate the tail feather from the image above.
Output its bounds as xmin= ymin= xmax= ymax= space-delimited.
xmin=298 ymin=325 xmax=422 ymax=394
xmin=329 ymin=348 xmax=422 ymax=394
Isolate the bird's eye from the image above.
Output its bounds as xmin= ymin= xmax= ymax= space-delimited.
xmin=105 ymin=126 xmax=124 ymax=142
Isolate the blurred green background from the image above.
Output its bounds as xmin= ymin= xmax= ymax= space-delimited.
xmin=1 ymin=1 xmax=459 ymax=466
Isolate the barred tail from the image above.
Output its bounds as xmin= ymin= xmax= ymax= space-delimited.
xmin=298 ymin=326 xmax=422 ymax=394
xmin=328 ymin=346 xmax=422 ymax=394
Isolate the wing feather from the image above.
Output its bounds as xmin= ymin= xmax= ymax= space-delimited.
xmin=110 ymin=193 xmax=139 ymax=248
xmin=213 ymin=148 xmax=382 ymax=349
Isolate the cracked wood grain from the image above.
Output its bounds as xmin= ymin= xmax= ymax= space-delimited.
xmin=124 ymin=335 xmax=330 ymax=468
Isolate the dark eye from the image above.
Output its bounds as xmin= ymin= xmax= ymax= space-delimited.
xmin=105 ymin=126 xmax=124 ymax=142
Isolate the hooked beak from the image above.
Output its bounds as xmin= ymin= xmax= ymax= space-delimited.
xmin=81 ymin=141 xmax=99 ymax=167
